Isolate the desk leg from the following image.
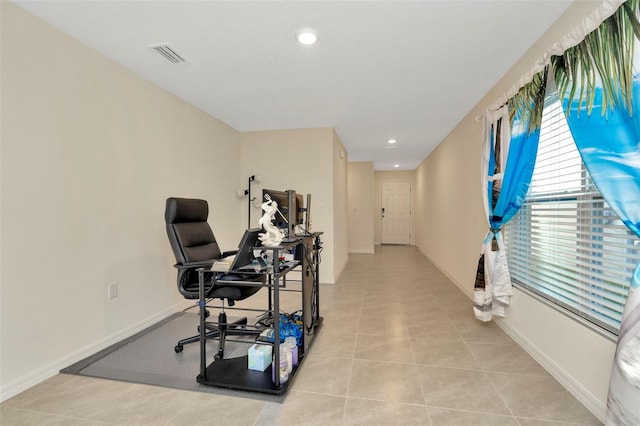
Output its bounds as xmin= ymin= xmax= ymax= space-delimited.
xmin=314 ymin=236 xmax=321 ymax=325
xmin=199 ymin=268 xmax=207 ymax=380
xmin=268 ymin=274 xmax=273 ymax=320
xmin=273 ymin=249 xmax=280 ymax=388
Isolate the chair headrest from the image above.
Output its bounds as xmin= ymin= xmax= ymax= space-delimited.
xmin=165 ymin=197 xmax=208 ymax=224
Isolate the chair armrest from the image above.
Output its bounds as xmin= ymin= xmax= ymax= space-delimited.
xmin=221 ymin=250 xmax=238 ymax=258
xmin=174 ymin=260 xmax=214 ymax=270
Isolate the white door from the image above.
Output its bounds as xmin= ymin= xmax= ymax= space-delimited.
xmin=380 ymin=180 xmax=412 ymax=245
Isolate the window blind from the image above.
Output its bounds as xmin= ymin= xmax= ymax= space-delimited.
xmin=504 ymin=93 xmax=640 ymax=335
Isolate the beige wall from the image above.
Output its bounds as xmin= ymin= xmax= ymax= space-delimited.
xmin=239 ymin=127 xmax=346 ymax=283
xmin=1 ymin=2 xmax=245 ymax=399
xmin=332 ymin=130 xmax=349 ymax=278
xmin=347 ymin=162 xmax=375 ymax=254
xmin=374 ymin=170 xmax=416 ymax=246
xmin=414 ymin=1 xmax=615 ymax=421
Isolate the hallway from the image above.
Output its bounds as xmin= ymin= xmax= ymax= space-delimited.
xmin=1 ymin=246 xmax=600 ymax=425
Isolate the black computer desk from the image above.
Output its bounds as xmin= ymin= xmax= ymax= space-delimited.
xmin=195 ymin=232 xmax=323 ymax=394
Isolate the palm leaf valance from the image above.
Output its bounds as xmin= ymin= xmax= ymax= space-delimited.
xmin=510 ymin=0 xmax=640 ymax=131
xmin=507 ymin=67 xmax=547 ymax=133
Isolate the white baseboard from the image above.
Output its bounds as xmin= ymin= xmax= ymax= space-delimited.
xmin=496 ymin=319 xmax=606 ymax=423
xmin=348 ymin=249 xmax=375 ymax=254
xmin=0 ymin=301 xmax=190 ymax=402
xmin=421 ymin=248 xmax=473 ymax=299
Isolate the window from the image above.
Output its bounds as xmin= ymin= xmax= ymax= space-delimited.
xmin=504 ymin=92 xmax=640 ymax=335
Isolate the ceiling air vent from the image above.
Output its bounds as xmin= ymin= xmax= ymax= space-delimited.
xmin=147 ymin=43 xmax=189 ymax=64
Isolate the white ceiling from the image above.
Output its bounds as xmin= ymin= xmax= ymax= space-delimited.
xmin=14 ymin=0 xmax=573 ymax=170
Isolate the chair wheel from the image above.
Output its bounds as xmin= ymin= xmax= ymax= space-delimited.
xmin=175 ymin=345 xmax=183 ymax=353
xmin=214 ymin=349 xmax=224 ymax=360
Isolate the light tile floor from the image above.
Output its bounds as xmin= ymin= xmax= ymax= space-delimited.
xmin=1 ymin=246 xmax=602 ymax=425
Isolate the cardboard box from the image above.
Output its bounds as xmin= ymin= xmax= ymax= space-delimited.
xmin=248 ymin=343 xmax=272 ymax=371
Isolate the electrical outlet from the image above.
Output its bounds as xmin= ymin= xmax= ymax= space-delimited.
xmin=108 ymin=282 xmax=118 ymax=299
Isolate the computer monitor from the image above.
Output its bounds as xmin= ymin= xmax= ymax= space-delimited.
xmin=230 ymin=228 xmax=262 ymax=271
xmin=262 ymin=189 xmax=311 ymax=237
xmin=304 ymin=193 xmax=311 ymax=233
xmin=261 ymin=189 xmax=288 ymax=227
xmin=295 ymin=193 xmax=304 ymax=226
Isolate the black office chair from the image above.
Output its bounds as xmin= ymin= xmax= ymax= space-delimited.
xmin=165 ymin=197 xmax=264 ymax=358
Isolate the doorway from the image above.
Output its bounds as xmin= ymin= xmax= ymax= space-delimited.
xmin=380 ymin=180 xmax=412 ymax=245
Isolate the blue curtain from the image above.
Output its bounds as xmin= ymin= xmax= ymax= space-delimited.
xmin=473 ymin=105 xmax=542 ymax=321
xmin=561 ymin=77 xmax=640 ymax=425
xmin=489 ymin=111 xmax=541 ymax=228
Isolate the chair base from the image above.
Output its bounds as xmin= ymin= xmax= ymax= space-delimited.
xmin=174 ymin=315 xmax=261 ymax=356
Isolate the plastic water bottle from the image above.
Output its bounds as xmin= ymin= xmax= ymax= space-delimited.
xmin=282 ymin=343 xmax=293 ymax=374
xmin=272 ymin=345 xmax=289 ymax=384
xmin=285 ymin=336 xmax=298 ymax=367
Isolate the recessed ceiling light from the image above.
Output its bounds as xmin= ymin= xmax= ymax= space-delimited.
xmin=388 ymin=139 xmax=397 ymax=144
xmin=297 ymin=29 xmax=318 ymax=45
xmin=394 ymin=164 xmax=400 ymax=168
